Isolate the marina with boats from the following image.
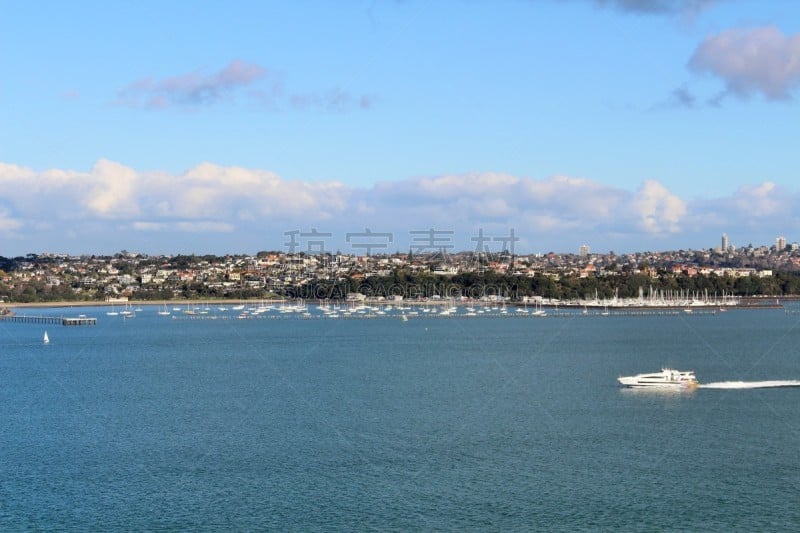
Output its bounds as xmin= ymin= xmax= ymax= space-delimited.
xmin=52 ymin=297 xmax=769 ymax=322
xmin=0 ymin=289 xmax=786 ymax=326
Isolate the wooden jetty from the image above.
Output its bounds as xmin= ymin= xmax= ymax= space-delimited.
xmin=0 ymin=314 xmax=97 ymax=326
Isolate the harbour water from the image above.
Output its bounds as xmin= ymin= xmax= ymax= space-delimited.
xmin=1 ymin=306 xmax=799 ymax=530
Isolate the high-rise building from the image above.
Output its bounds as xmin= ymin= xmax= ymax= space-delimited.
xmin=776 ymin=236 xmax=787 ymax=251
xmin=721 ymin=233 xmax=729 ymax=253
xmin=579 ymin=244 xmax=590 ymax=257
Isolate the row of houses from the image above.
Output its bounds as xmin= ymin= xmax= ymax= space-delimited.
xmin=1 ymin=246 xmax=794 ymax=301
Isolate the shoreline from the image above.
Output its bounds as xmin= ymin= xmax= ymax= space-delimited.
xmin=2 ymin=299 xmax=276 ymax=310
xmin=1 ymin=296 xmax=785 ymax=311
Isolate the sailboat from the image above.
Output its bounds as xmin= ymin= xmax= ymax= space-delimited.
xmin=43 ymin=331 xmax=50 ymax=344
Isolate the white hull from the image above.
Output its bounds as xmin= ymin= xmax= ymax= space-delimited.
xmin=618 ymin=368 xmax=697 ymax=388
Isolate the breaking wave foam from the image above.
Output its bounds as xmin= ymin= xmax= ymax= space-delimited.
xmin=700 ymin=380 xmax=800 ymax=390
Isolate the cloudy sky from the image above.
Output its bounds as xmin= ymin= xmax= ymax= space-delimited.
xmin=2 ymin=0 xmax=800 ymax=256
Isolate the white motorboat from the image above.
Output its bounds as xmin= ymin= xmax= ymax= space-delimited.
xmin=618 ymin=368 xmax=698 ymax=388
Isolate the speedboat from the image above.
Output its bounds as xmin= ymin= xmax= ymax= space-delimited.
xmin=618 ymin=368 xmax=698 ymax=389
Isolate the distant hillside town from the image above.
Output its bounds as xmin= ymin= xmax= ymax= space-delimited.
xmin=2 ymin=236 xmax=800 ymax=304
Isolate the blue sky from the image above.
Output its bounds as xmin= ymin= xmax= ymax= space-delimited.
xmin=2 ymin=0 xmax=800 ymax=256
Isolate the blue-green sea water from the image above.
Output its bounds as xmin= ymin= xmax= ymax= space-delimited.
xmin=2 ymin=306 xmax=799 ymax=530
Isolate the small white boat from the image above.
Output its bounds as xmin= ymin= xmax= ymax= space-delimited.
xmin=618 ymin=368 xmax=698 ymax=389
xmin=43 ymin=331 xmax=50 ymax=344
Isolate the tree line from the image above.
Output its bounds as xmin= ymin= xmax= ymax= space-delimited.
xmin=279 ymin=270 xmax=800 ymax=301
xmin=3 ymin=269 xmax=800 ymax=303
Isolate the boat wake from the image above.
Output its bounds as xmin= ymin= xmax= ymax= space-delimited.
xmin=700 ymin=380 xmax=800 ymax=390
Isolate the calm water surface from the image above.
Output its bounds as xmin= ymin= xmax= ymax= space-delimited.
xmin=1 ymin=307 xmax=799 ymax=530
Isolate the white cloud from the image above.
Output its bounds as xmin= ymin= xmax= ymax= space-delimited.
xmin=521 ymin=212 xmax=584 ymax=232
xmin=85 ymin=159 xmax=140 ymax=218
xmin=387 ymin=172 xmax=519 ymax=202
xmin=131 ymin=221 xmax=166 ymax=232
xmin=730 ymin=181 xmax=790 ymax=218
xmin=2 ymin=159 xmax=798 ymax=254
xmin=689 ymin=26 xmax=800 ymax=100
xmin=0 ymin=160 xmax=352 ymax=231
xmin=0 ymin=207 xmax=23 ymax=233
xmin=368 ymin=173 xmax=679 ymax=239
xmin=174 ymin=221 xmax=236 ymax=233
xmin=631 ymin=179 xmax=687 ymax=233
xmin=684 ymin=181 xmax=798 ymax=242
xmin=0 ymin=162 xmax=34 ymax=181
xmin=523 ymin=175 xmax=625 ymax=219
xmin=170 ymin=162 xmax=351 ymax=219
